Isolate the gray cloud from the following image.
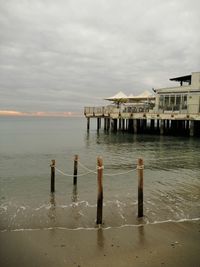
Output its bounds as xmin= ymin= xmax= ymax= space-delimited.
xmin=0 ymin=0 xmax=200 ymax=113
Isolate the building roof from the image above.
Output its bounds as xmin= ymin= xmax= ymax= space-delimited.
xmin=170 ymin=75 xmax=191 ymax=83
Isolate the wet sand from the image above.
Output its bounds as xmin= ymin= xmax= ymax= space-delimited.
xmin=0 ymin=220 xmax=200 ymax=267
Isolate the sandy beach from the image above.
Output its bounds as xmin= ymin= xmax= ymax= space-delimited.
xmin=0 ymin=220 xmax=199 ymax=267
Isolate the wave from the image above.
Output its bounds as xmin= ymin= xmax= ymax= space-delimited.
xmin=1 ymin=217 xmax=200 ymax=233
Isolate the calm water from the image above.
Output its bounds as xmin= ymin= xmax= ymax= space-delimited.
xmin=0 ymin=116 xmax=200 ymax=230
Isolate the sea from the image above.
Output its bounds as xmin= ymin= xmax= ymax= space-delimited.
xmin=0 ymin=116 xmax=200 ymax=231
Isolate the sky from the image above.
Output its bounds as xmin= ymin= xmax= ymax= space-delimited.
xmin=0 ymin=0 xmax=200 ymax=115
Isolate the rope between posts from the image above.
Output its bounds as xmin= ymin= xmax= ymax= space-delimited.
xmin=79 ymin=161 xmax=139 ymax=176
xmin=79 ymin=160 xmax=138 ymax=176
xmin=104 ymin=167 xmax=137 ymax=176
xmin=54 ymin=165 xmax=138 ymax=178
xmin=55 ymin=167 xmax=95 ymax=177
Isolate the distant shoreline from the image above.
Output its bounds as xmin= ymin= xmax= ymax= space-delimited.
xmin=0 ymin=110 xmax=83 ymax=117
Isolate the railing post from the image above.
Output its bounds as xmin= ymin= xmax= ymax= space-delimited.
xmin=73 ymin=155 xmax=78 ymax=185
xmin=137 ymin=158 xmax=144 ymax=218
xmin=50 ymin=159 xmax=56 ymax=193
xmin=96 ymin=156 xmax=103 ymax=225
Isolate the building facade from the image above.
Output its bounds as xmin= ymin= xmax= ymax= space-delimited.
xmin=154 ymin=72 xmax=200 ymax=114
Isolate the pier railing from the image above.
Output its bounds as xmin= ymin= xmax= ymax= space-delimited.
xmin=84 ymin=104 xmax=200 ymax=118
xmin=84 ymin=106 xmax=119 ymax=117
xmin=84 ymin=104 xmax=153 ymax=117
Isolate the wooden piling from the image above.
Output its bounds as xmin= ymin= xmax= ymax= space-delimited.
xmin=160 ymin=119 xmax=164 ymax=135
xmin=50 ymin=159 xmax=56 ymax=193
xmin=137 ymin=158 xmax=144 ymax=218
xmin=133 ymin=119 xmax=137 ymax=134
xmin=96 ymin=156 xmax=103 ymax=225
xmin=73 ymin=155 xmax=78 ymax=185
xmin=87 ymin=117 xmax=90 ymax=131
xmin=190 ymin=120 xmax=194 ymax=137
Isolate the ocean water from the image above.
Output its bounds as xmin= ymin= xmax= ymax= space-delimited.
xmin=0 ymin=116 xmax=200 ymax=231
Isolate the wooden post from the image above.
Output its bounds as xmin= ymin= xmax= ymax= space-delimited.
xmin=189 ymin=120 xmax=194 ymax=137
xmin=137 ymin=158 xmax=144 ymax=218
xmin=160 ymin=119 xmax=164 ymax=135
xmin=96 ymin=156 xmax=103 ymax=225
xmin=73 ymin=155 xmax=78 ymax=185
xmin=87 ymin=117 xmax=90 ymax=131
xmin=150 ymin=119 xmax=154 ymax=133
xmin=104 ymin=118 xmax=107 ymax=131
xmin=50 ymin=159 xmax=56 ymax=193
xmin=97 ymin=118 xmax=101 ymax=131
xmin=107 ymin=118 xmax=110 ymax=131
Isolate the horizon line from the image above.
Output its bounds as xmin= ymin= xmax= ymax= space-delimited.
xmin=0 ymin=110 xmax=83 ymax=118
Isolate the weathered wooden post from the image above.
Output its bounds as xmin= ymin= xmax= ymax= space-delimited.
xmin=73 ymin=155 xmax=78 ymax=185
xmin=160 ymin=119 xmax=164 ymax=135
xmin=137 ymin=158 xmax=144 ymax=218
xmin=189 ymin=120 xmax=194 ymax=137
xmin=96 ymin=156 xmax=103 ymax=225
xmin=133 ymin=119 xmax=137 ymax=134
xmin=87 ymin=117 xmax=90 ymax=131
xmin=50 ymin=159 xmax=56 ymax=193
xmin=97 ymin=118 xmax=101 ymax=131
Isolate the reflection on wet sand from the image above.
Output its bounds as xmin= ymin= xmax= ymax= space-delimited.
xmin=97 ymin=227 xmax=104 ymax=249
xmin=48 ymin=193 xmax=56 ymax=225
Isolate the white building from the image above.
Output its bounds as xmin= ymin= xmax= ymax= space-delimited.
xmin=154 ymin=72 xmax=200 ymax=114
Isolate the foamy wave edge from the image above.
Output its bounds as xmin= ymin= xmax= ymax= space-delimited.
xmin=1 ymin=217 xmax=200 ymax=233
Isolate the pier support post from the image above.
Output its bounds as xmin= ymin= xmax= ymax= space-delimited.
xmin=137 ymin=120 xmax=141 ymax=134
xmin=113 ymin=119 xmax=117 ymax=131
xmin=97 ymin=118 xmax=101 ymax=131
xmin=96 ymin=156 xmax=103 ymax=225
xmin=119 ymin=118 xmax=122 ymax=130
xmin=122 ymin=119 xmax=125 ymax=131
xmin=150 ymin=119 xmax=155 ymax=133
xmin=137 ymin=158 xmax=144 ymax=218
xmin=50 ymin=160 xmax=56 ymax=193
xmin=133 ymin=119 xmax=137 ymax=134
xmin=186 ymin=120 xmax=190 ymax=135
xmin=73 ymin=155 xmax=78 ymax=186
xmin=160 ymin=120 xmax=164 ymax=135
xmin=156 ymin=120 xmax=160 ymax=133
xmin=190 ymin=120 xmax=194 ymax=137
xmin=166 ymin=120 xmax=170 ymax=129
xmin=128 ymin=119 xmax=133 ymax=133
xmin=104 ymin=118 xmax=107 ymax=131
xmin=107 ymin=118 xmax=110 ymax=131
xmin=87 ymin=117 xmax=90 ymax=131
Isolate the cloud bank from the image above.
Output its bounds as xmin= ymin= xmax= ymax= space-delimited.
xmin=0 ymin=0 xmax=199 ymax=113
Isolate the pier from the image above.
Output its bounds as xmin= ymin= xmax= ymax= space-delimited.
xmin=84 ymin=72 xmax=200 ymax=137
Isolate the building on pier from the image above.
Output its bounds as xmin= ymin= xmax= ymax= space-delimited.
xmin=84 ymin=72 xmax=200 ymax=137
xmin=154 ymin=72 xmax=200 ymax=114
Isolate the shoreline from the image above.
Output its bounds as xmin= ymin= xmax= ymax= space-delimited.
xmin=0 ymin=220 xmax=200 ymax=267
xmin=1 ymin=217 xmax=200 ymax=233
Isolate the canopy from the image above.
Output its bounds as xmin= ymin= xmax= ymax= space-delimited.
xmin=104 ymin=90 xmax=155 ymax=104
xmin=105 ymin=91 xmax=128 ymax=101
xmin=127 ymin=94 xmax=135 ymax=98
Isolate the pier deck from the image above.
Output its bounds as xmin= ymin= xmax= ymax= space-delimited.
xmin=84 ymin=107 xmax=200 ymax=137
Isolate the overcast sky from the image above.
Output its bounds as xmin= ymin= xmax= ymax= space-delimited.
xmin=0 ymin=0 xmax=200 ymax=114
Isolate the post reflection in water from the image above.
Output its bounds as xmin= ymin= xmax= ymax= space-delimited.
xmin=138 ymin=225 xmax=145 ymax=245
xmin=48 ymin=193 xmax=56 ymax=225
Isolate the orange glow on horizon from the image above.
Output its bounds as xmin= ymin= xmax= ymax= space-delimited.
xmin=0 ymin=110 xmax=82 ymax=117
